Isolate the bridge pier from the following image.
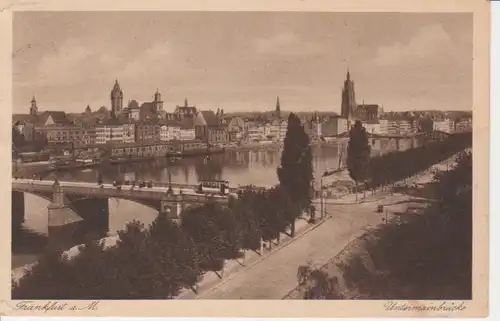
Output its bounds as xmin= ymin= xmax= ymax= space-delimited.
xmin=12 ymin=191 xmax=25 ymax=240
xmin=47 ymin=203 xmax=85 ymax=250
xmin=160 ymin=197 xmax=183 ymax=222
xmin=46 ymin=180 xmax=108 ymax=249
xmin=47 ymin=182 xmax=85 ymax=250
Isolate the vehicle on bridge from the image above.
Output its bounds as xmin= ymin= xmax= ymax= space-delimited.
xmin=196 ymin=179 xmax=230 ymax=196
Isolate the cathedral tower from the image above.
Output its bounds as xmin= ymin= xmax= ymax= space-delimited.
xmin=110 ymin=79 xmax=124 ymax=118
xmin=341 ymin=70 xmax=357 ymax=121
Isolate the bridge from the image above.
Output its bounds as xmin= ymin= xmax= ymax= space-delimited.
xmin=11 ymin=179 xmax=244 ymax=250
xmin=329 ymin=130 xmax=454 ymax=140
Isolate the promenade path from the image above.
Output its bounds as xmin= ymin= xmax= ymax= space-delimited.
xmin=193 ymin=157 xmax=459 ymax=299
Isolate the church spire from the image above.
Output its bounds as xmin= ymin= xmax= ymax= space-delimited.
xmin=30 ymin=95 xmax=38 ymax=116
xmin=275 ymin=96 xmax=281 ymax=119
xmin=154 ymin=88 xmax=161 ymax=102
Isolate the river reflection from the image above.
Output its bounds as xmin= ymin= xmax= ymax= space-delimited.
xmin=51 ymin=144 xmax=348 ymax=188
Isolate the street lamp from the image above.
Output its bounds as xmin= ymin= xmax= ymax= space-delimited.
xmin=321 ymin=169 xmax=336 ymax=218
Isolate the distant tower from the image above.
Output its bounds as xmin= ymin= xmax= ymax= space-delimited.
xmin=341 ymin=70 xmax=357 ymax=121
xmin=85 ymin=105 xmax=91 ymax=114
xmin=153 ymin=89 xmax=163 ymax=112
xmin=275 ymin=96 xmax=281 ymax=119
xmin=29 ymin=96 xmax=38 ymax=116
xmin=110 ymin=79 xmax=124 ymax=118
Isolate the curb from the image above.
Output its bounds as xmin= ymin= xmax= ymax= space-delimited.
xmin=192 ymin=215 xmax=334 ymax=299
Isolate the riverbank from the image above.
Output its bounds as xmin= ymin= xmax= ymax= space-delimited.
xmin=283 ymin=154 xmax=470 ymax=300
xmin=11 ymin=140 xmax=344 ymax=177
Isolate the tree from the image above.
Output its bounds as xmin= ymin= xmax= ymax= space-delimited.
xmin=267 ymin=186 xmax=294 ymax=240
xmin=277 ymin=113 xmax=313 ymax=235
xmin=12 ymin=126 xmax=26 ymax=148
xmin=63 ymin=239 xmax=119 ymax=299
xmin=347 ymin=120 xmax=371 ymax=201
xmin=12 ymin=248 xmax=71 ymax=299
xmin=232 ymin=188 xmax=263 ymax=254
xmin=302 ymin=269 xmax=342 ymax=300
xmin=98 ymin=221 xmax=160 ymax=299
xmin=12 ymin=219 xmax=202 ymax=299
xmin=145 ymin=215 xmax=203 ymax=297
xmin=180 ymin=203 xmax=237 ymax=278
xmin=256 ymin=187 xmax=288 ymax=247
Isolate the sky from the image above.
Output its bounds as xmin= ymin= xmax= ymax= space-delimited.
xmin=12 ymin=12 xmax=472 ymax=114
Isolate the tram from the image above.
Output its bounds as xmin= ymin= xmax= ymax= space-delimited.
xmin=195 ymin=180 xmax=230 ymax=195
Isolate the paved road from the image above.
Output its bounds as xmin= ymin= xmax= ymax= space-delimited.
xmin=197 ymin=199 xmax=400 ymax=299
xmin=197 ymin=156 xmax=459 ymax=299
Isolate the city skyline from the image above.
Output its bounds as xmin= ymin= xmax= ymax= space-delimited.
xmin=13 ymin=12 xmax=472 ymax=114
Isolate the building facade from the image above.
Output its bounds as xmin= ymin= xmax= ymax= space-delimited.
xmin=362 ymin=120 xmax=381 ymax=135
xmin=174 ymin=98 xmax=197 ymax=120
xmin=321 ymin=116 xmax=348 ymax=136
xmin=247 ymin=124 xmax=266 ymax=141
xmin=159 ymin=121 xmax=181 ymax=141
xmin=227 ymin=116 xmax=246 ymax=142
xmin=433 ymin=119 xmax=455 ymax=133
xmin=194 ymin=110 xmax=229 ymax=144
xmin=454 ymin=117 xmax=472 ymax=132
xmin=35 ymin=125 xmax=96 ymax=145
xmin=355 ymin=104 xmax=382 ymax=121
xmin=95 ymin=120 xmax=133 ymax=144
xmin=135 ymin=121 xmax=160 ymax=142
xmin=179 ymin=127 xmax=196 ymax=141
xmin=378 ymin=119 xmax=389 ymax=135
xmin=265 ymin=119 xmax=288 ymax=142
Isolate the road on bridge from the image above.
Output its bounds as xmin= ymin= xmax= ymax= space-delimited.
xmin=12 ymin=179 xmax=237 ymax=199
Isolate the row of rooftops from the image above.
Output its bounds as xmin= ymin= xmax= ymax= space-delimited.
xmin=14 ymin=109 xmax=471 ymax=129
xmin=13 ymin=107 xmax=227 ymax=130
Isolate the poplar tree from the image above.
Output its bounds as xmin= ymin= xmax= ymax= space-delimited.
xmin=277 ymin=113 xmax=313 ymax=236
xmin=347 ymin=120 xmax=371 ymax=201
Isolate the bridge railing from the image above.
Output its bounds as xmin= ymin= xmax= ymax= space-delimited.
xmin=324 ymin=130 xmax=457 ymax=140
xmin=117 ymin=180 xmax=266 ymax=194
xmin=12 ymin=180 xmax=232 ymax=202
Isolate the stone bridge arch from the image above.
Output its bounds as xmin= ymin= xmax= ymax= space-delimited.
xmin=12 ymin=179 xmax=228 ymax=250
xmin=11 ymin=189 xmax=53 ymax=234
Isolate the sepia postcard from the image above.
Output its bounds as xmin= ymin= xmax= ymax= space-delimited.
xmin=0 ymin=0 xmax=490 ymax=318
